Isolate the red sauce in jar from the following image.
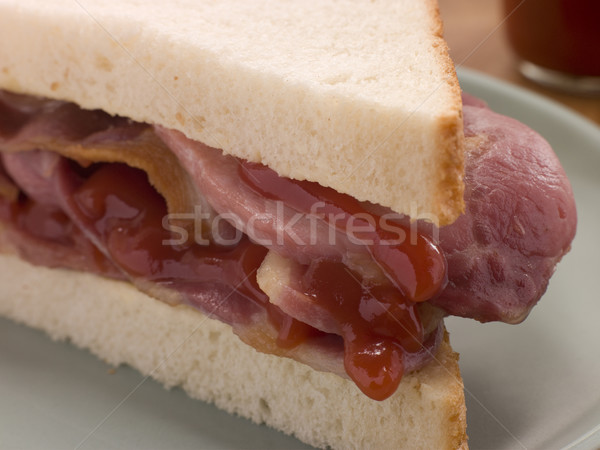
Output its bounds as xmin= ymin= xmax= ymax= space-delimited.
xmin=505 ymin=0 xmax=600 ymax=76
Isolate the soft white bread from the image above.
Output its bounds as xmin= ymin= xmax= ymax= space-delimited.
xmin=0 ymin=0 xmax=464 ymax=225
xmin=0 ymin=1 xmax=469 ymax=447
xmin=0 ymin=252 xmax=467 ymax=449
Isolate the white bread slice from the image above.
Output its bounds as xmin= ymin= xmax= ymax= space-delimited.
xmin=0 ymin=252 xmax=467 ymax=449
xmin=0 ymin=0 xmax=464 ymax=225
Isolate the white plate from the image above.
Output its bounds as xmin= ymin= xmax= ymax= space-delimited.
xmin=1 ymin=68 xmax=599 ymax=449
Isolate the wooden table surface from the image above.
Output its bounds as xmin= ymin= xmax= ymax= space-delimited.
xmin=438 ymin=0 xmax=600 ymax=126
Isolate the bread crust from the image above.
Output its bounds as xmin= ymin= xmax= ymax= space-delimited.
xmin=0 ymin=0 xmax=464 ymax=224
xmin=424 ymin=0 xmax=466 ymax=223
xmin=0 ymin=252 xmax=467 ymax=449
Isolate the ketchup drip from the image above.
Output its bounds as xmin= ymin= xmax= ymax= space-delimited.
xmin=239 ymin=162 xmax=447 ymax=400
xmin=303 ymin=260 xmax=424 ymax=399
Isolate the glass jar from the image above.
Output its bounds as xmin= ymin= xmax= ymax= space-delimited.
xmin=504 ymin=0 xmax=600 ymax=94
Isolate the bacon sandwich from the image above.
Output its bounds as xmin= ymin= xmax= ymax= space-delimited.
xmin=0 ymin=1 xmax=576 ymax=449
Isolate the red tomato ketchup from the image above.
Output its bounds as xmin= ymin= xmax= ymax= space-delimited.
xmin=4 ymin=161 xmax=314 ymax=344
xmin=2 ymin=157 xmax=447 ymax=401
xmin=70 ymin=164 xmax=316 ymax=345
xmin=240 ymin=162 xmax=447 ymax=399
xmin=239 ymin=162 xmax=447 ymax=302
xmin=302 ymin=259 xmax=424 ymax=399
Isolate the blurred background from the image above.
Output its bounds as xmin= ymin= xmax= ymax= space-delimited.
xmin=438 ymin=0 xmax=600 ymax=125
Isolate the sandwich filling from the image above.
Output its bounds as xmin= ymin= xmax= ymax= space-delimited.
xmin=0 ymin=90 xmax=576 ymax=400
